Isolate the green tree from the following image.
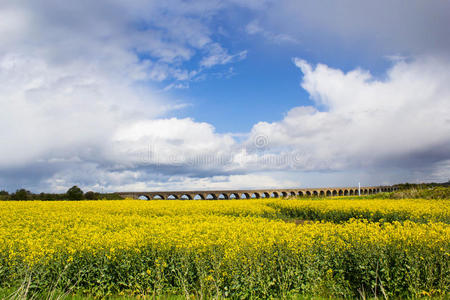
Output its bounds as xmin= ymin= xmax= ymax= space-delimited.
xmin=84 ymin=191 xmax=99 ymax=200
xmin=0 ymin=190 xmax=8 ymax=195
xmin=66 ymin=186 xmax=84 ymax=200
xmin=11 ymin=189 xmax=30 ymax=200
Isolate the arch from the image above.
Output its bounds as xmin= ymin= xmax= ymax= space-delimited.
xmin=218 ymin=193 xmax=228 ymax=199
xmin=338 ymin=190 xmax=343 ymax=196
xmin=152 ymin=194 xmax=164 ymax=200
xmin=206 ymin=193 xmax=216 ymax=200
xmin=261 ymin=192 xmax=270 ymax=198
xmin=281 ymin=192 xmax=288 ymax=197
xmin=167 ymin=194 xmax=178 ymax=200
xmin=305 ymin=191 xmax=311 ymax=196
xmin=332 ymin=190 xmax=337 ymax=196
xmin=180 ymin=194 xmax=192 ymax=200
xmin=319 ymin=190 xmax=325 ymax=196
xmin=271 ymin=192 xmax=279 ymax=198
xmin=241 ymin=193 xmax=250 ymax=199
xmin=138 ymin=195 xmax=150 ymax=200
xmin=326 ymin=190 xmax=331 ymax=196
xmin=363 ymin=189 xmax=368 ymax=195
xmin=344 ymin=190 xmax=349 ymax=196
xmin=229 ymin=193 xmax=239 ymax=199
xmin=355 ymin=189 xmax=359 ymax=195
xmin=298 ymin=191 xmax=305 ymax=197
xmin=349 ymin=190 xmax=354 ymax=195
xmin=313 ymin=191 xmax=319 ymax=196
xmin=194 ymin=194 xmax=204 ymax=200
xmin=251 ymin=193 xmax=260 ymax=199
xmin=290 ymin=191 xmax=296 ymax=197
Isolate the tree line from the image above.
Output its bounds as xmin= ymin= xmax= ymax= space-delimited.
xmin=0 ymin=186 xmax=123 ymax=201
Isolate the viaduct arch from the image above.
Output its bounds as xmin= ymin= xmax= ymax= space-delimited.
xmin=117 ymin=185 xmax=396 ymax=200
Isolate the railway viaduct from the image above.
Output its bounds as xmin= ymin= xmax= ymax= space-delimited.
xmin=117 ymin=186 xmax=396 ymax=200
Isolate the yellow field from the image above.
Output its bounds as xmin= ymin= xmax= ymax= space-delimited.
xmin=0 ymin=198 xmax=449 ymax=298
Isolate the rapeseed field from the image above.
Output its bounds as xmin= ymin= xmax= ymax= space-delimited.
xmin=0 ymin=198 xmax=448 ymax=298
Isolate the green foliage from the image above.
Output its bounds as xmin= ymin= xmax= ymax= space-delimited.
xmin=0 ymin=190 xmax=8 ymax=195
xmin=84 ymin=191 xmax=99 ymax=200
xmin=10 ymin=188 xmax=31 ymax=200
xmin=66 ymin=186 xmax=84 ymax=201
xmin=1 ymin=237 xmax=448 ymax=299
xmin=390 ymin=186 xmax=450 ymax=199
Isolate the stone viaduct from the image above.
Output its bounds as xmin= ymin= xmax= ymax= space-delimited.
xmin=117 ymin=186 xmax=396 ymax=200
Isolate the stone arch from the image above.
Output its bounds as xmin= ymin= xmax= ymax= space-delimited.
xmin=218 ymin=193 xmax=228 ymax=199
xmin=206 ymin=194 xmax=216 ymax=200
xmin=281 ymin=192 xmax=288 ymax=197
xmin=332 ymin=190 xmax=337 ymax=196
xmin=313 ymin=191 xmax=319 ymax=196
xmin=349 ymin=190 xmax=354 ymax=195
xmin=363 ymin=189 xmax=368 ymax=195
xmin=344 ymin=190 xmax=349 ymax=196
xmin=326 ymin=190 xmax=331 ymax=196
xmin=298 ymin=191 xmax=305 ymax=197
xmin=138 ymin=195 xmax=150 ymax=200
xmin=261 ymin=192 xmax=270 ymax=198
xmin=194 ymin=194 xmax=204 ymax=200
xmin=229 ymin=193 xmax=239 ymax=199
xmin=180 ymin=194 xmax=192 ymax=200
xmin=290 ymin=191 xmax=296 ymax=197
xmin=338 ymin=190 xmax=343 ymax=196
xmin=152 ymin=194 xmax=164 ymax=200
xmin=241 ymin=193 xmax=250 ymax=199
xmin=271 ymin=192 xmax=279 ymax=198
xmin=319 ymin=190 xmax=325 ymax=196
xmin=167 ymin=194 xmax=178 ymax=200
xmin=251 ymin=193 xmax=260 ymax=199
xmin=305 ymin=191 xmax=311 ymax=196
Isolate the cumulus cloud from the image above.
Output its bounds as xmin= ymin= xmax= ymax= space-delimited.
xmin=0 ymin=0 xmax=251 ymax=191
xmin=249 ymin=56 xmax=450 ymax=175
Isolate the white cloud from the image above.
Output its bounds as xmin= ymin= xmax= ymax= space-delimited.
xmin=249 ymin=56 xmax=450 ymax=173
xmin=200 ymin=43 xmax=247 ymax=68
xmin=0 ymin=0 xmax=251 ymax=191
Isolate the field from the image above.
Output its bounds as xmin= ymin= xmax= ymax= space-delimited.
xmin=0 ymin=197 xmax=449 ymax=299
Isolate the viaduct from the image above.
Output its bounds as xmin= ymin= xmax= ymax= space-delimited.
xmin=117 ymin=186 xmax=396 ymax=200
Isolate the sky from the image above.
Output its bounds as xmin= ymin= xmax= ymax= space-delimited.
xmin=1 ymin=0 xmax=450 ymax=192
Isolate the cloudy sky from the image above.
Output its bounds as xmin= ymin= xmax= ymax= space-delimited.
xmin=1 ymin=0 xmax=450 ymax=192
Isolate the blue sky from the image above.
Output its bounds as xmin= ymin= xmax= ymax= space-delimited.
xmin=0 ymin=0 xmax=449 ymax=192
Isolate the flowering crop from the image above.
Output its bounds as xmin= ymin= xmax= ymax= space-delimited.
xmin=268 ymin=198 xmax=450 ymax=223
xmin=0 ymin=199 xmax=448 ymax=298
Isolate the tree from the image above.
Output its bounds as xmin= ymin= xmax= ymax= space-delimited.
xmin=0 ymin=190 xmax=8 ymax=195
xmin=84 ymin=191 xmax=99 ymax=200
xmin=11 ymin=189 xmax=30 ymax=200
xmin=66 ymin=186 xmax=84 ymax=200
